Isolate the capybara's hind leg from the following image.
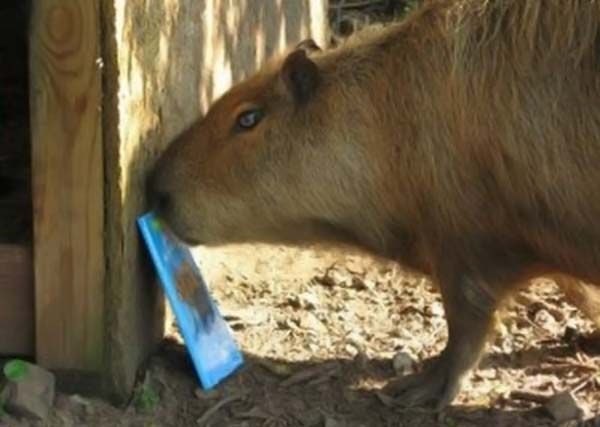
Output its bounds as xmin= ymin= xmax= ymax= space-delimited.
xmin=554 ymin=274 xmax=600 ymax=353
xmin=554 ymin=274 xmax=600 ymax=329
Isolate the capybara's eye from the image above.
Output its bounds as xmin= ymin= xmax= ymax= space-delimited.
xmin=236 ymin=109 xmax=264 ymax=131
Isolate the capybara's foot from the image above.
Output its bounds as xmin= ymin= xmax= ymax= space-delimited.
xmin=385 ymin=269 xmax=511 ymax=409
xmin=384 ymin=353 xmax=465 ymax=410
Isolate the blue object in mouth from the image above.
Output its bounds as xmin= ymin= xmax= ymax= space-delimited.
xmin=137 ymin=211 xmax=244 ymax=389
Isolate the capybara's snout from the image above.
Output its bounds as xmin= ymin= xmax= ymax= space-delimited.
xmin=146 ymin=161 xmax=174 ymax=218
xmin=146 ymin=155 xmax=199 ymax=244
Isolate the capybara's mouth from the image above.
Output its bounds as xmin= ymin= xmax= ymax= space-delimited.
xmin=168 ymin=225 xmax=203 ymax=246
xmin=175 ymin=233 xmax=202 ymax=246
xmin=156 ymin=213 xmax=203 ymax=246
xmin=171 ymin=228 xmax=203 ymax=247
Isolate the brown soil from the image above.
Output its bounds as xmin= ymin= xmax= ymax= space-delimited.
xmin=4 ymin=244 xmax=599 ymax=427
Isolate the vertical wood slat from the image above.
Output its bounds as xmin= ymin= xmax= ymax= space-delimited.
xmin=29 ymin=0 xmax=104 ymax=371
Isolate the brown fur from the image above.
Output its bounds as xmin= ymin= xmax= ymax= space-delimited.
xmin=150 ymin=0 xmax=600 ymax=408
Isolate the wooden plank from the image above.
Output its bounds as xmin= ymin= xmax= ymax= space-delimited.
xmin=29 ymin=0 xmax=104 ymax=371
xmin=0 ymin=245 xmax=34 ymax=356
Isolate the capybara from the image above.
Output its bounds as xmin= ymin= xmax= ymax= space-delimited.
xmin=149 ymin=0 xmax=600 ymax=408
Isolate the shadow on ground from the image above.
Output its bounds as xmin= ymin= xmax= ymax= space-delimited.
xmin=140 ymin=338 xmax=597 ymax=427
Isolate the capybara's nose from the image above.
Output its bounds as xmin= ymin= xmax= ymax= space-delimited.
xmin=155 ymin=191 xmax=172 ymax=214
xmin=146 ymin=170 xmax=172 ymax=214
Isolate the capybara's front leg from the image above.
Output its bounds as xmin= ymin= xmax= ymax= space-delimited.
xmin=390 ymin=273 xmax=499 ymax=409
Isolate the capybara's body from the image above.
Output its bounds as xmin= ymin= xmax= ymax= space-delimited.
xmin=150 ymin=0 xmax=600 ymax=408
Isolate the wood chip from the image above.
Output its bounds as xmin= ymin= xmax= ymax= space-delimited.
xmin=234 ymin=406 xmax=272 ymax=421
xmin=256 ymin=360 xmax=294 ymax=377
xmin=375 ymin=391 xmax=397 ymax=408
xmin=313 ymin=264 xmax=340 ymax=288
xmin=280 ymin=363 xmax=340 ymax=388
xmin=525 ymin=362 xmax=598 ymax=375
xmin=194 ymin=388 xmax=221 ymax=401
xmin=510 ymin=390 xmax=551 ymax=404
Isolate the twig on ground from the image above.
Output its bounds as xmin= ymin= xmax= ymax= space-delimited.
xmin=510 ymin=390 xmax=550 ymax=404
xmin=197 ymin=393 xmax=245 ymax=426
xmin=281 ymin=362 xmax=340 ymax=388
xmin=525 ymin=362 xmax=598 ymax=376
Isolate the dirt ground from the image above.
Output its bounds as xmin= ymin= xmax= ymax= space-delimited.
xmin=3 ymin=244 xmax=600 ymax=427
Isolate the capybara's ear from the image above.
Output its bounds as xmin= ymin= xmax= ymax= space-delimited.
xmin=280 ymin=49 xmax=320 ymax=105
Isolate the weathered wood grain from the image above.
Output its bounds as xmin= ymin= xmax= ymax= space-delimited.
xmin=29 ymin=0 xmax=104 ymax=371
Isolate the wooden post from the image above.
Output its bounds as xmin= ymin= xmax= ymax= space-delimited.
xmin=29 ymin=0 xmax=105 ymax=373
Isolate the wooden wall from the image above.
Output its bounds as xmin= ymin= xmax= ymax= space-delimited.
xmin=27 ymin=0 xmax=328 ymax=400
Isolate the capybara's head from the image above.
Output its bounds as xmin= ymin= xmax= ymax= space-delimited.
xmin=148 ymin=46 xmax=387 ymax=247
